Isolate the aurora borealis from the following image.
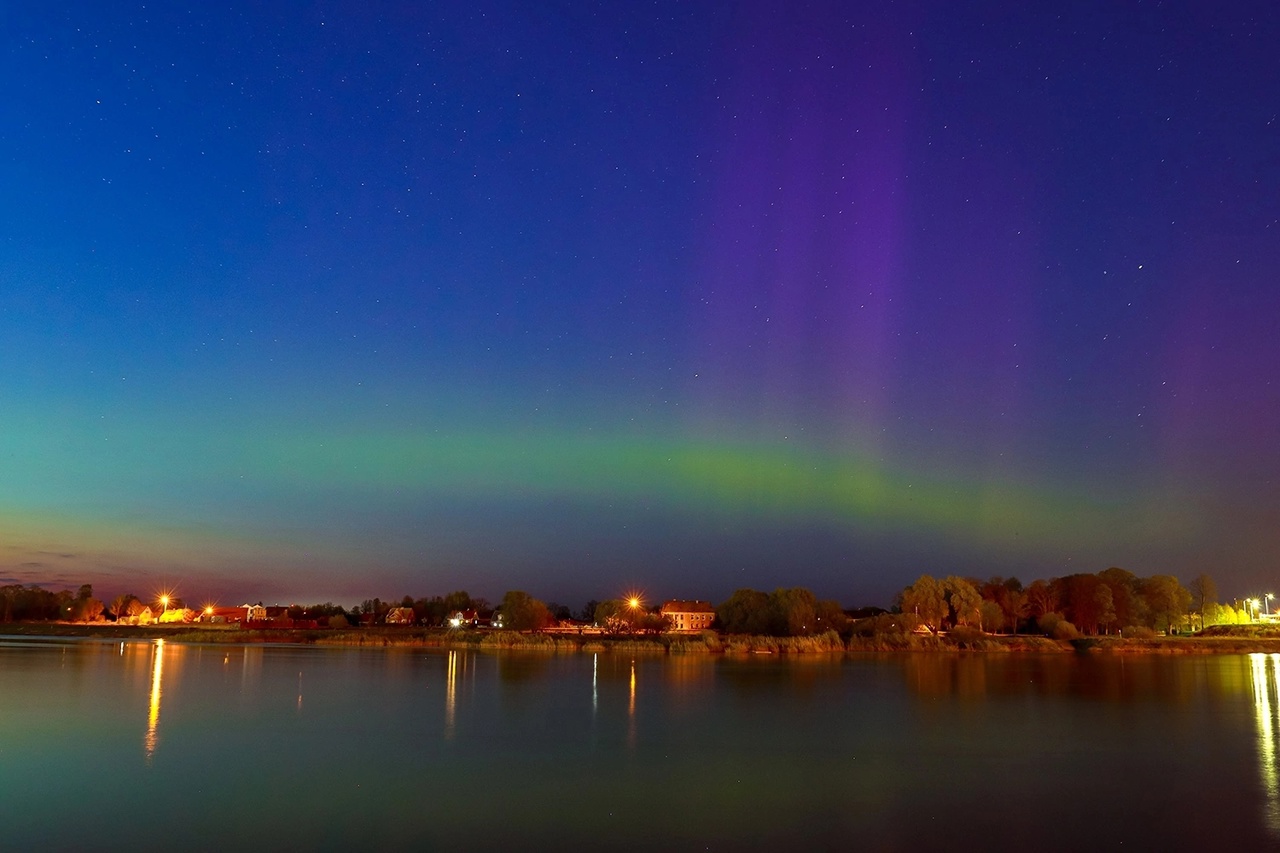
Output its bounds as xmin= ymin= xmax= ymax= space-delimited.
xmin=2 ymin=2 xmax=1277 ymax=605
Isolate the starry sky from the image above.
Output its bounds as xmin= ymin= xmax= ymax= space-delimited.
xmin=1 ymin=1 xmax=1277 ymax=608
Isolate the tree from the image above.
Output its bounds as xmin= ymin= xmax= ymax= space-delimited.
xmin=814 ymin=600 xmax=851 ymax=636
xmin=900 ymin=576 xmax=948 ymax=635
xmin=594 ymin=599 xmax=625 ymax=632
xmin=1003 ymin=589 xmax=1029 ymax=635
xmin=716 ymin=589 xmax=773 ymax=635
xmin=769 ymin=588 xmax=818 ymax=636
xmin=1099 ymin=567 xmax=1143 ymax=629
xmin=1094 ymin=584 xmax=1117 ymax=635
xmin=415 ymin=596 xmax=448 ymax=626
xmin=580 ymin=600 xmax=601 ymax=622
xmin=360 ymin=598 xmax=391 ymax=620
xmin=108 ymin=594 xmax=140 ymax=622
xmin=979 ymin=600 xmax=1004 ymax=633
xmin=1189 ymin=574 xmax=1218 ymax=630
xmin=943 ymin=576 xmax=982 ymax=629
xmin=1058 ymin=574 xmax=1104 ymax=634
xmin=443 ymin=590 xmax=474 ymax=612
xmin=71 ymin=597 xmax=104 ymax=622
xmin=635 ymin=611 xmax=672 ymax=634
xmin=500 ymin=590 xmax=552 ymax=631
xmin=1026 ymin=579 xmax=1059 ymax=618
xmin=1140 ymin=575 xmax=1192 ymax=634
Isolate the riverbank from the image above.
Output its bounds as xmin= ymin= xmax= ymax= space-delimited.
xmin=9 ymin=622 xmax=1280 ymax=654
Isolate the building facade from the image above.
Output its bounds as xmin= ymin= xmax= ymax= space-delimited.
xmin=660 ymin=600 xmax=716 ymax=633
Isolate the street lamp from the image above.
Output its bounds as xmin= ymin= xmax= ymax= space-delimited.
xmin=1251 ymin=599 xmax=1261 ymax=622
xmin=1267 ymin=593 xmax=1274 ymax=617
xmin=159 ymin=594 xmax=170 ymax=613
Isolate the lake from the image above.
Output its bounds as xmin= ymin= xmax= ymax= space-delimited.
xmin=1 ymin=638 xmax=1277 ymax=850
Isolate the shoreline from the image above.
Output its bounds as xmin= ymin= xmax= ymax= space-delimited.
xmin=7 ymin=622 xmax=1280 ymax=655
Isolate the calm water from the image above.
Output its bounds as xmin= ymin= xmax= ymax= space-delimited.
xmin=2 ymin=639 xmax=1278 ymax=851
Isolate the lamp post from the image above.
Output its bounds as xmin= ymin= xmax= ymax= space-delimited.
xmin=1251 ymin=599 xmax=1261 ymax=622
xmin=625 ymin=595 xmax=642 ymax=632
xmin=1268 ymin=593 xmax=1274 ymax=617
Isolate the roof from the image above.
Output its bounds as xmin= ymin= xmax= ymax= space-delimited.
xmin=660 ymin=600 xmax=715 ymax=614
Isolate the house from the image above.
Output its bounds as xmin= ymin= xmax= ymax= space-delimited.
xmin=660 ymin=600 xmax=716 ymax=633
xmin=202 ymin=606 xmax=248 ymax=624
xmin=386 ymin=607 xmax=416 ymax=625
xmin=158 ymin=607 xmax=194 ymax=624
xmin=447 ymin=609 xmax=483 ymax=628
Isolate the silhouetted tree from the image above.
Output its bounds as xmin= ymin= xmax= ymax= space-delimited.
xmin=901 ymin=576 xmax=948 ymax=635
xmin=769 ymin=588 xmax=818 ymax=636
xmin=715 ymin=589 xmax=773 ymax=635
xmin=500 ymin=590 xmax=552 ymax=631
xmin=943 ymin=576 xmax=982 ymax=629
xmin=1189 ymin=574 xmax=1218 ymax=630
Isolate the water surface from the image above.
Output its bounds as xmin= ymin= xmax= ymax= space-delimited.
xmin=1 ymin=639 xmax=1276 ymax=850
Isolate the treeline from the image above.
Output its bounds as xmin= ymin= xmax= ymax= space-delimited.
xmin=353 ymin=590 xmax=553 ymax=630
xmin=715 ymin=588 xmax=850 ymax=636
xmin=899 ymin=569 xmax=1224 ymax=638
xmin=0 ymin=584 xmax=102 ymax=623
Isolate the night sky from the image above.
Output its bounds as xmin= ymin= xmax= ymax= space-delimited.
xmin=2 ymin=2 xmax=1276 ymax=607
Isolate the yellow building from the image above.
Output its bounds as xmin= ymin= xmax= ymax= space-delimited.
xmin=660 ymin=600 xmax=716 ymax=633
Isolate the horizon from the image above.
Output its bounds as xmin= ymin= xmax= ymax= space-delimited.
xmin=3 ymin=3 xmax=1277 ymax=606
xmin=5 ymin=563 xmax=1257 ymax=619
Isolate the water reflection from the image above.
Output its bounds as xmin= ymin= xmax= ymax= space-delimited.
xmin=1250 ymin=653 xmax=1280 ymax=834
xmin=628 ymin=660 xmax=637 ymax=749
xmin=445 ymin=650 xmax=458 ymax=739
xmin=145 ymin=640 xmax=164 ymax=763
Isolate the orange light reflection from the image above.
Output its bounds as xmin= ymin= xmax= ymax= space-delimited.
xmin=144 ymin=639 xmax=164 ymax=762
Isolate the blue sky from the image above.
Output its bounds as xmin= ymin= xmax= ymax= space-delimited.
xmin=2 ymin=1 xmax=1277 ymax=607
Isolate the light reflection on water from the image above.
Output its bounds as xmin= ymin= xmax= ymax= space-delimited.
xmin=1251 ymin=653 xmax=1280 ymax=834
xmin=445 ymin=649 xmax=458 ymax=739
xmin=144 ymin=639 xmax=164 ymax=762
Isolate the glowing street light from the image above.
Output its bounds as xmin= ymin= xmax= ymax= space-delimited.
xmin=1268 ymin=593 xmax=1275 ymax=617
xmin=159 ymin=594 xmax=170 ymax=613
xmin=1251 ymin=599 xmax=1261 ymax=622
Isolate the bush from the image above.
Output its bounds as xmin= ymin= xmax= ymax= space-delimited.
xmin=851 ymin=613 xmax=915 ymax=637
xmin=1121 ymin=625 xmax=1156 ymax=639
xmin=1039 ymin=612 xmax=1080 ymax=640
xmin=947 ymin=625 xmax=985 ymax=647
